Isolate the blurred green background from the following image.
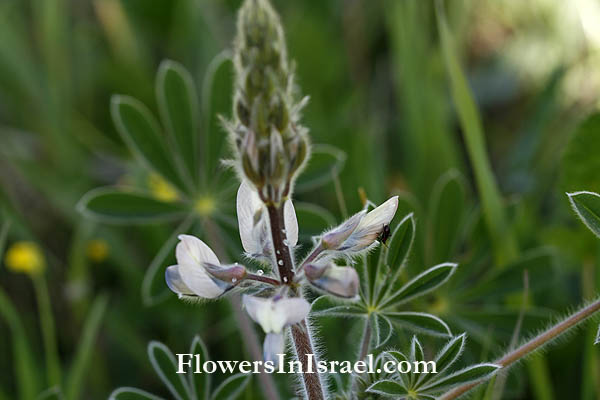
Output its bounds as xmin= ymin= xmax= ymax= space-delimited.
xmin=1 ymin=0 xmax=600 ymax=399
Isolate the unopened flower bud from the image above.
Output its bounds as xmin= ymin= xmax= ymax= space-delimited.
xmin=305 ymin=263 xmax=359 ymax=299
xmin=204 ymin=263 xmax=247 ymax=285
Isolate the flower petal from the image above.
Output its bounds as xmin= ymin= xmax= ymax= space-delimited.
xmin=284 ymin=199 xmax=298 ymax=247
xmin=341 ymin=196 xmax=398 ymax=252
xmin=305 ymin=263 xmax=359 ymax=298
xmin=176 ymin=235 xmax=219 ymax=266
xmin=236 ymin=181 xmax=268 ymax=255
xmin=178 ymin=262 xmax=225 ymax=298
xmin=165 ymin=265 xmax=194 ymax=295
xmin=263 ymin=332 xmax=285 ymax=367
xmin=321 ymin=210 xmax=365 ymax=249
xmin=242 ymin=295 xmax=310 ymax=333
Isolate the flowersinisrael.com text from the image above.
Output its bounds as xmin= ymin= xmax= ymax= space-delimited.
xmin=176 ymin=353 xmax=437 ymax=375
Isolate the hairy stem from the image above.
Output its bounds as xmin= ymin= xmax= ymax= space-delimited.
xmin=440 ymin=298 xmax=600 ymax=400
xmin=205 ymin=219 xmax=280 ymax=400
xmin=267 ymin=203 xmax=325 ymax=400
xmin=246 ymin=273 xmax=281 ymax=286
xmin=358 ymin=316 xmax=372 ymax=362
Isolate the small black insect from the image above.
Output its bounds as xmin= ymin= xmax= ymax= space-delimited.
xmin=378 ymin=224 xmax=391 ymax=246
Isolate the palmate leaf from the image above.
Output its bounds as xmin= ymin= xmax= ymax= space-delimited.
xmin=210 ymin=374 xmax=250 ymax=400
xmin=109 ymin=387 xmax=165 ymax=400
xmin=202 ymin=52 xmax=234 ymax=175
xmin=384 ymin=312 xmax=451 ymax=337
xmin=381 ymin=263 xmax=457 ymax=308
xmin=311 ymin=296 xmax=366 ymax=318
xmin=295 ymin=144 xmax=346 ymax=192
xmin=385 ymin=213 xmax=415 ymax=274
xmin=156 ymin=60 xmax=199 ymax=183
xmin=366 ymin=380 xmax=409 ymax=396
xmin=433 ymin=333 xmax=465 ymax=374
xmin=372 ymin=313 xmax=394 ymax=348
xmin=420 ymin=363 xmax=500 ymax=392
xmin=148 ymin=341 xmax=193 ymax=400
xmin=189 ymin=336 xmax=211 ymax=400
xmin=428 ymin=170 xmax=466 ymax=264
xmin=77 ymin=187 xmax=187 ymax=224
xmin=568 ymin=191 xmax=600 ymax=238
xmin=111 ymin=95 xmax=188 ymax=193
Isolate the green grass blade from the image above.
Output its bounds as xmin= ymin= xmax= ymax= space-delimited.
xmin=435 ymin=0 xmax=517 ymax=267
xmin=65 ymin=293 xmax=109 ymax=400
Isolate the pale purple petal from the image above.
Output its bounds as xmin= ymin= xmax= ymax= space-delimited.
xmin=176 ymin=235 xmax=219 ymax=266
xmin=165 ymin=265 xmax=194 ymax=295
xmin=236 ymin=181 xmax=266 ymax=255
xmin=321 ymin=210 xmax=365 ymax=249
xmin=263 ymin=332 xmax=285 ymax=367
xmin=341 ymin=196 xmax=398 ymax=252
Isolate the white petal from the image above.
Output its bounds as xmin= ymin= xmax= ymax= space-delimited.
xmin=276 ymin=298 xmax=310 ymax=327
xmin=284 ymin=199 xmax=298 ymax=247
xmin=342 ymin=196 xmax=398 ymax=252
xmin=321 ymin=210 xmax=365 ymax=249
xmin=176 ymin=235 xmax=219 ymax=266
xmin=236 ymin=181 xmax=265 ymax=255
xmin=178 ymin=262 xmax=224 ymax=298
xmin=165 ymin=265 xmax=194 ymax=295
xmin=307 ymin=264 xmax=359 ymax=298
xmin=243 ymin=295 xmax=309 ymax=333
xmin=263 ymin=333 xmax=285 ymax=367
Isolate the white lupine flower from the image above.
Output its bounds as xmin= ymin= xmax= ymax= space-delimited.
xmin=165 ymin=235 xmax=225 ymax=299
xmin=304 ymin=262 xmax=359 ymax=298
xmin=321 ymin=210 xmax=365 ymax=249
xmin=338 ymin=196 xmax=399 ymax=252
xmin=243 ymin=294 xmax=310 ymax=365
xmin=236 ymin=181 xmax=298 ymax=259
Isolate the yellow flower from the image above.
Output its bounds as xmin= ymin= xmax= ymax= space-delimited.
xmin=4 ymin=241 xmax=45 ymax=275
xmin=86 ymin=239 xmax=109 ymax=263
xmin=148 ymin=173 xmax=178 ymax=202
xmin=194 ymin=196 xmax=216 ymax=217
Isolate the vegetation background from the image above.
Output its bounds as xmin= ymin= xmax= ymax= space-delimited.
xmin=1 ymin=0 xmax=600 ymax=398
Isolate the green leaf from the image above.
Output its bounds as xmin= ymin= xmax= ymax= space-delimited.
xmin=78 ymin=187 xmax=187 ymax=224
xmin=142 ymin=217 xmax=194 ymax=306
xmin=433 ymin=334 xmax=465 ymax=374
xmin=410 ymin=336 xmax=424 ymax=363
xmin=111 ymin=95 xmax=187 ymax=192
xmin=65 ymin=294 xmax=109 ymax=400
xmin=595 ymin=325 xmax=600 ymax=345
xmin=189 ymin=336 xmax=211 ymax=400
xmin=295 ymin=144 xmax=346 ymax=192
xmin=202 ymin=52 xmax=234 ymax=174
xmin=421 ymin=363 xmax=500 ymax=392
xmin=561 ymin=113 xmax=600 ymax=193
xmin=382 ymin=263 xmax=457 ymax=308
xmin=156 ymin=60 xmax=199 ymax=183
xmin=435 ymin=0 xmax=517 ymax=266
xmin=311 ymin=296 xmax=366 ymax=318
xmin=0 ymin=288 xmax=38 ymax=400
xmin=366 ymin=380 xmax=408 ymax=396
xmin=148 ymin=341 xmax=192 ymax=400
xmin=385 ymin=213 xmax=415 ymax=273
xmin=109 ymin=387 xmax=165 ymax=400
xmin=294 ymin=202 xmax=336 ymax=240
xmin=373 ymin=314 xmax=393 ymax=348
xmin=210 ymin=373 xmax=250 ymax=400
xmin=568 ymin=191 xmax=600 ymax=238
xmin=428 ymin=170 xmax=466 ymax=264
xmin=0 ymin=219 xmax=9 ymax=259
xmin=385 ymin=312 xmax=451 ymax=337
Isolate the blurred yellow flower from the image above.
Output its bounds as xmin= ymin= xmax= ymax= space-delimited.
xmin=195 ymin=196 xmax=216 ymax=217
xmin=4 ymin=241 xmax=46 ymax=275
xmin=148 ymin=173 xmax=178 ymax=202
xmin=86 ymin=239 xmax=109 ymax=263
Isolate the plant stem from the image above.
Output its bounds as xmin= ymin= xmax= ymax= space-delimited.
xmin=204 ymin=219 xmax=280 ymax=400
xmin=32 ymin=273 xmax=61 ymax=388
xmin=440 ymin=297 xmax=600 ymax=400
xmin=246 ymin=273 xmax=281 ymax=286
xmin=358 ymin=316 xmax=372 ymax=362
xmin=266 ymin=203 xmax=325 ymax=400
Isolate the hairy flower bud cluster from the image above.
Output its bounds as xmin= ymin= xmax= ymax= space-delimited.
xmin=230 ymin=0 xmax=310 ymax=204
